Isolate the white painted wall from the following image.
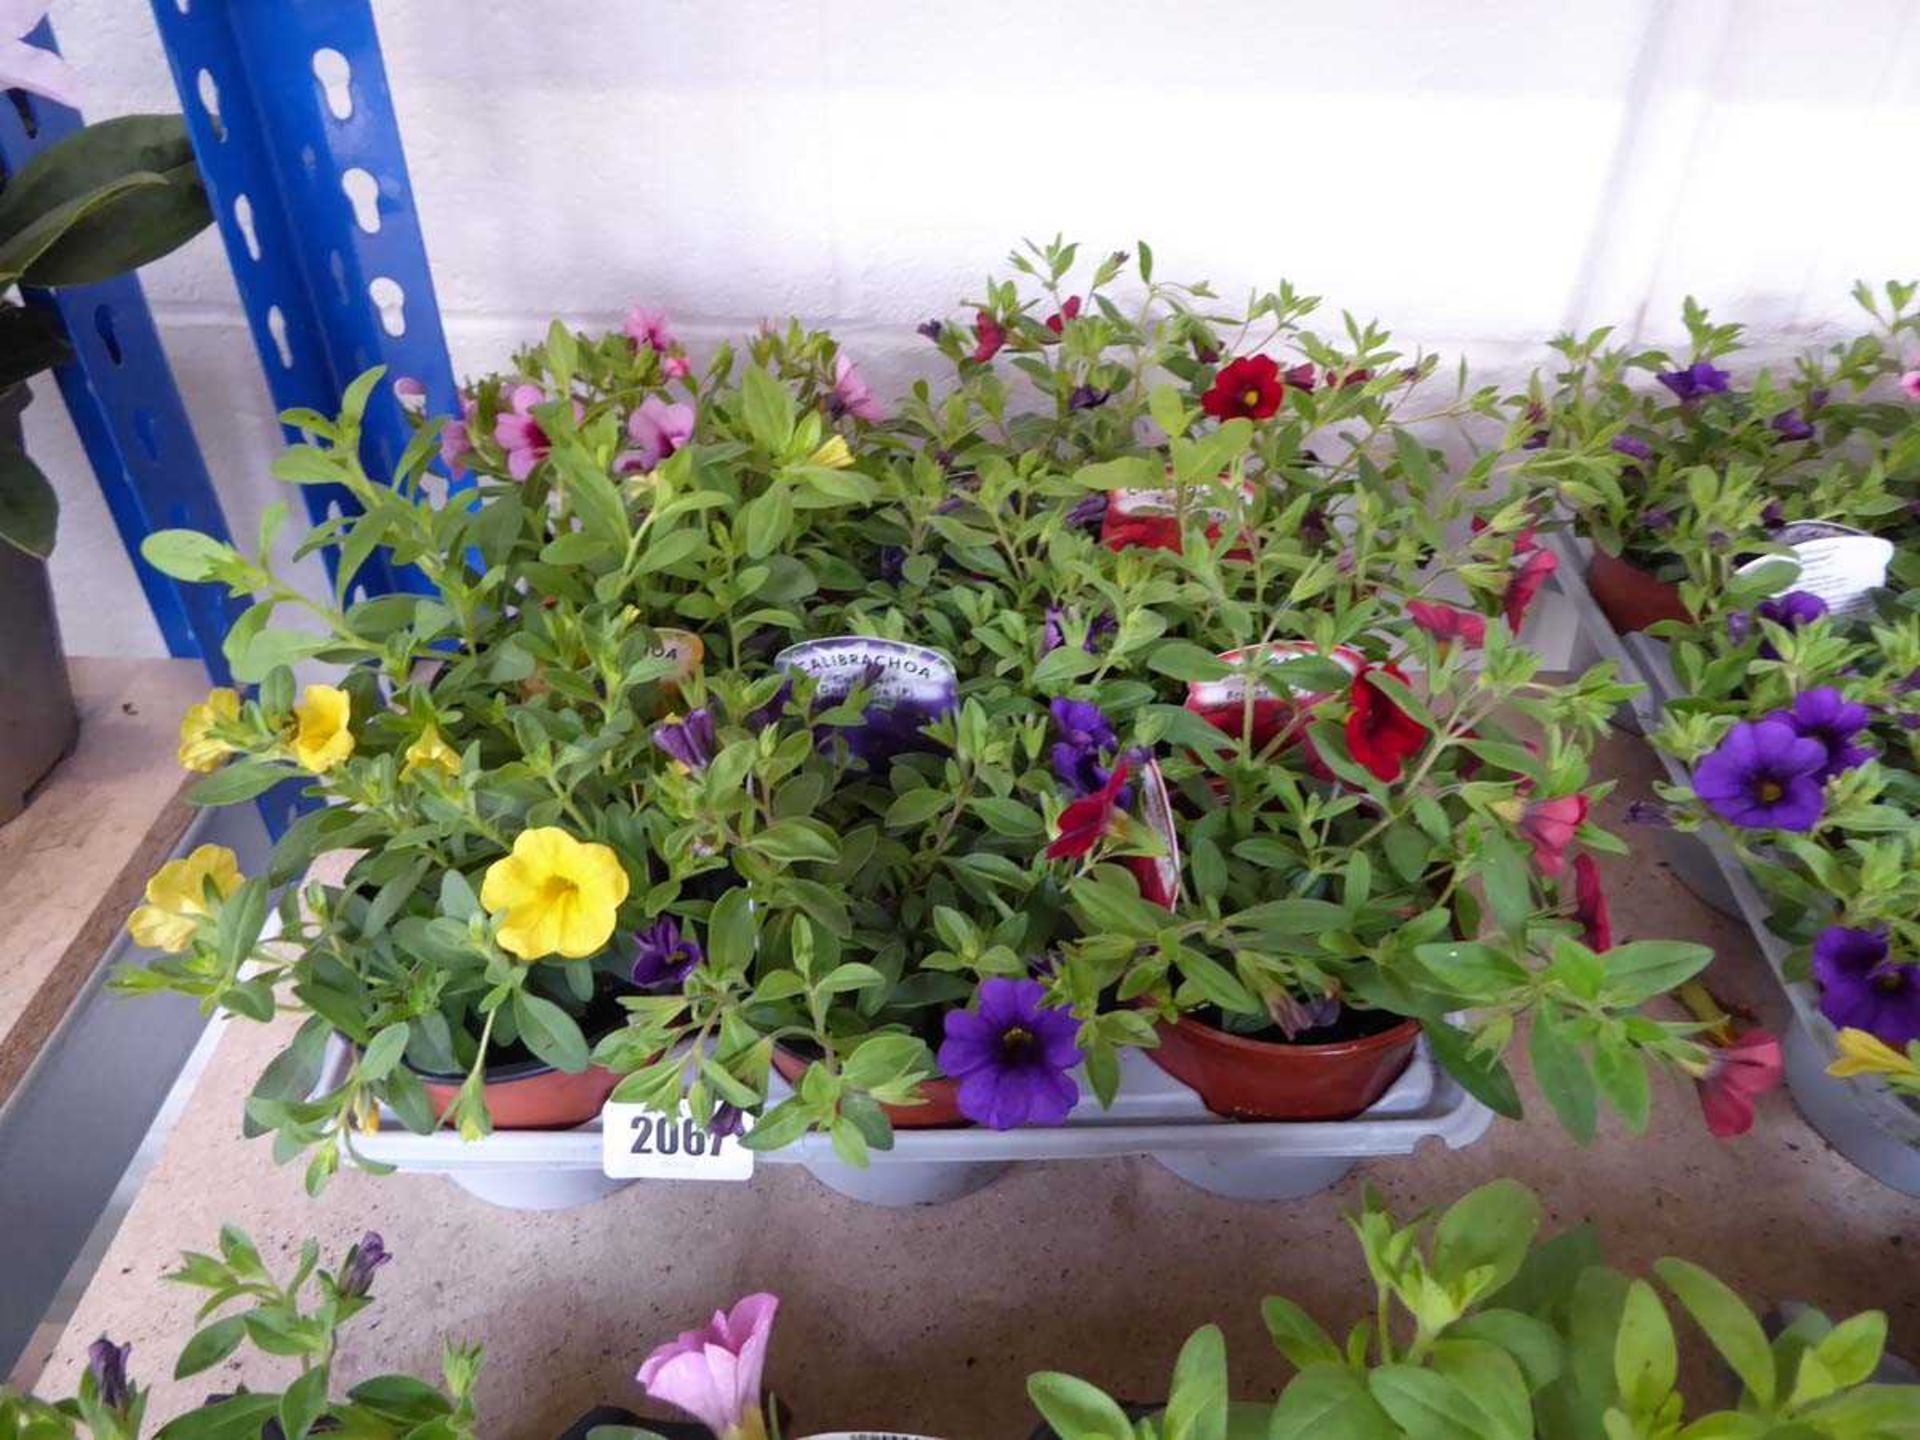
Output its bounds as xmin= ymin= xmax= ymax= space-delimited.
xmin=22 ymin=0 xmax=1920 ymax=659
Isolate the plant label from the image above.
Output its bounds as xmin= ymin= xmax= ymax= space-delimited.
xmin=798 ymin=1433 xmax=949 ymax=1440
xmin=1185 ymin=642 xmax=1363 ymax=747
xmin=1737 ymin=522 xmax=1893 ymax=616
xmin=774 ymin=637 xmax=958 ymax=760
xmin=601 ymin=1101 xmax=755 ymax=1181
xmin=645 ymin=627 xmax=704 ymax=680
xmin=1130 ymin=757 xmax=1182 ymax=910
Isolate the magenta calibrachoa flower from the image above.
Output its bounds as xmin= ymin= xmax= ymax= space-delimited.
xmin=624 ymin=305 xmax=677 ymax=352
xmin=631 ymin=917 xmax=703 ymax=991
xmin=495 ymin=383 xmax=557 ymax=481
xmin=626 ymin=396 xmax=696 ymax=471
xmin=1781 ymin=687 xmax=1874 ymax=780
xmin=1813 ymin=927 xmax=1920 ymax=1047
xmin=638 ymin=1293 xmax=777 ymax=1440
xmin=939 ymin=978 xmax=1084 ymax=1129
xmin=828 ymin=352 xmax=884 ymax=421
xmin=1691 ymin=719 xmax=1827 ymax=831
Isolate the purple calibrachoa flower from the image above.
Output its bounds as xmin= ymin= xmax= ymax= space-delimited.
xmin=653 ymin=709 xmax=717 ymax=771
xmin=1064 ymin=493 xmax=1108 ymax=531
xmin=86 ymin=1338 xmax=133 ymax=1415
xmin=1813 ymin=927 xmax=1920 ymax=1047
xmin=1068 ymin=384 xmax=1110 ymax=412
xmin=1657 ymin=361 xmax=1731 ymax=402
xmin=915 ymin=319 xmax=944 ymax=342
xmin=1625 ymin=799 xmax=1674 ymax=828
xmin=1049 ymin=697 xmax=1121 ymax=797
xmin=1771 ymin=408 xmax=1815 ymax=442
xmin=1781 ymin=687 xmax=1874 ymax=780
xmin=1760 ymin=499 xmax=1787 ymax=529
xmin=1041 ymin=606 xmax=1114 ymax=658
xmin=631 ymin=917 xmax=703 ymax=990
xmin=639 ymin=1293 xmax=778 ymax=1440
xmin=1758 ymin=590 xmax=1829 ymax=629
xmin=938 ymin=978 xmax=1084 ymax=1129
xmin=1611 ymin=433 xmax=1653 ymax=462
xmin=338 ymin=1232 xmax=389 ymax=1299
xmin=1642 ymin=507 xmax=1675 ymax=533
xmin=1691 ymin=719 xmax=1828 ymax=832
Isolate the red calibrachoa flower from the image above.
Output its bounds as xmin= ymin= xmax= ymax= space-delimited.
xmin=1201 ymin=355 xmax=1285 ymax=422
xmin=1345 ymin=665 xmax=1426 ymax=782
xmin=1572 ymin=853 xmax=1612 ymax=951
xmin=1046 ymin=761 xmax=1132 ymax=860
xmin=1518 ymin=792 xmax=1589 ymax=877
xmin=1045 ymin=296 xmax=1082 ymax=333
xmin=1503 ymin=547 xmax=1557 ymax=631
xmin=1407 ymin=601 xmax=1487 ymax=649
xmin=1694 ymin=1029 xmax=1784 ymax=1138
xmin=972 ymin=310 xmax=1007 ymax=363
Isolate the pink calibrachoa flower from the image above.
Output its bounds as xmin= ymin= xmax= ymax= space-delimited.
xmin=439 ymin=396 xmax=477 ymax=473
xmin=663 ymin=354 xmax=693 ymax=380
xmin=638 ymin=1293 xmax=777 ymax=1440
xmin=624 ymin=305 xmax=677 ymax=352
xmin=1572 ymin=853 xmax=1611 ymax=951
xmin=1503 ymin=546 xmax=1557 ymax=631
xmin=1694 ymin=1029 xmax=1784 ymax=1138
xmin=829 ymin=352 xmax=884 ymax=421
xmin=392 ymin=375 xmax=426 ymax=413
xmin=1518 ymin=793 xmax=1588 ymax=877
xmin=1407 ymin=600 xmax=1487 ymax=649
xmin=625 ymin=396 xmax=696 ymax=471
xmin=1901 ymin=370 xmax=1920 ymax=400
xmin=494 ymin=384 xmax=559 ymax=481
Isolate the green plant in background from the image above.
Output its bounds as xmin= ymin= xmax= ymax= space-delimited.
xmin=1513 ymin=285 xmax=1920 ymax=609
xmin=0 ymin=18 xmax=215 ymax=555
xmin=1030 ymin=1180 xmax=1917 ymax=1440
xmin=0 ymin=1229 xmax=479 ymax=1440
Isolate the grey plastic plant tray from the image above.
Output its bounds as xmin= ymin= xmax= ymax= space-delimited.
xmin=1548 ymin=532 xmax=1920 ymax=1193
xmin=315 ymin=1035 xmax=1490 ymax=1211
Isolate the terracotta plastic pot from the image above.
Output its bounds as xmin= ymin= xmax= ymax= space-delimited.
xmin=413 ymin=1054 xmax=621 ymax=1130
xmin=1146 ymin=1012 xmax=1422 ymax=1121
xmin=772 ymin=1046 xmax=968 ymax=1129
xmin=1586 ymin=549 xmax=1690 ymax=634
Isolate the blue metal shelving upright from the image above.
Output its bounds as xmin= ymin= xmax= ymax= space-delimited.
xmin=148 ymin=0 xmax=462 ymax=599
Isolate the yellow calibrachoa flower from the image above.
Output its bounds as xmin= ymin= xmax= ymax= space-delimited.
xmin=129 ymin=844 xmax=243 ymax=953
xmin=807 ymin=434 xmax=854 ymax=470
xmin=480 ymin=827 xmax=630 ymax=961
xmin=177 ymin=687 xmax=241 ymax=772
xmin=1828 ymin=1028 xmax=1920 ymax=1089
xmin=402 ymin=726 xmax=461 ymax=778
xmin=290 ymin=683 xmax=355 ymax=773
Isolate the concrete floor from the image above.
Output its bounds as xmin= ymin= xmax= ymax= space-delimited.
xmin=32 ymin=737 xmax=1920 ymax=1439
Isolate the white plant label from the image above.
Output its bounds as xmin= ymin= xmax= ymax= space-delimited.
xmin=601 ymin=1101 xmax=755 ymax=1181
xmin=1737 ymin=522 xmax=1893 ymax=616
xmin=798 ymin=1433 xmax=950 ymax=1440
xmin=774 ymin=636 xmax=957 ymax=707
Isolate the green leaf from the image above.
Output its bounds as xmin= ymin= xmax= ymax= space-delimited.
xmin=1228 ymin=898 xmax=1347 ymax=934
xmin=970 ymin=797 xmax=1043 ymax=838
xmin=1163 ymin=1324 xmax=1228 ymax=1440
xmin=742 ymin=484 xmax=794 ymax=558
xmin=154 ymin=1393 xmax=280 ymax=1440
xmin=548 ymin=443 xmax=630 ymax=551
xmin=359 ymin=1022 xmax=412 ymax=1083
xmin=0 ymin=304 xmax=72 ymax=388
xmin=740 ymin=366 xmax=796 ymax=452
xmin=1433 ymin=1179 xmax=1543 ymax=1303
xmin=512 ymin=991 xmax=589 ymax=1073
xmin=1613 ymin=1280 xmax=1677 ymax=1416
xmin=751 ymin=818 xmax=840 ymax=863
xmin=1271 ymin=1364 xmax=1398 ymax=1440
xmin=140 ymin=527 xmax=235 ymax=581
xmin=1597 ymin=941 xmax=1713 ymax=1006
xmin=1529 ymin=1007 xmax=1597 ymax=1143
xmin=1261 ymin=1296 xmax=1342 ymax=1370
xmin=1024 ymin=1372 xmax=1134 ymax=1440
xmin=1424 ymin=1019 xmax=1524 ymax=1119
xmin=173 ymin=1314 xmax=247 ymax=1378
xmin=706 ymin=887 xmax=754 ymax=974
xmin=1428 ymin=1339 xmax=1533 ymax=1440
xmin=1591 ymin=1033 xmax=1650 ymax=1133
xmin=1445 ymin=1310 xmax=1563 ymax=1393
xmin=1072 ymin=455 xmax=1163 ymax=492
xmin=187 ymin=759 xmax=296 ymax=806
xmin=1477 ymin=835 xmax=1535 ymax=937
xmin=1367 ymin=1364 xmax=1491 ymax=1440
xmin=0 ymin=444 xmax=57 ymax=557
xmin=0 ymin=115 xmax=211 ymax=287
xmin=1149 ymin=640 xmax=1232 ymax=682
xmin=278 ymin=1363 xmax=330 ymax=1440
xmin=1809 ymin=1310 xmax=1886 ymax=1390
xmin=0 ymin=170 xmax=165 ymax=285
xmin=1654 ymin=1259 xmax=1776 ymax=1406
